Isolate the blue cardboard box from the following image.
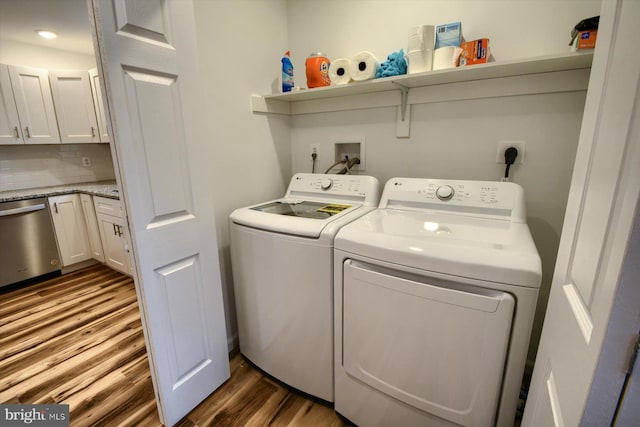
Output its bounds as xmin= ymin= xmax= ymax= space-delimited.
xmin=435 ymin=22 xmax=462 ymax=48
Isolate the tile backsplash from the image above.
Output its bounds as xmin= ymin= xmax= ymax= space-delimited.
xmin=0 ymin=144 xmax=116 ymax=192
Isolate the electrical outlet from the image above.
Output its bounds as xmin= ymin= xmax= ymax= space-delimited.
xmin=496 ymin=141 xmax=525 ymax=164
xmin=310 ymin=144 xmax=319 ymax=158
xmin=82 ymin=157 xmax=92 ymax=167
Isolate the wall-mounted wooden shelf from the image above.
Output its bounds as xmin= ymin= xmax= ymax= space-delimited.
xmin=251 ymin=52 xmax=594 ymax=137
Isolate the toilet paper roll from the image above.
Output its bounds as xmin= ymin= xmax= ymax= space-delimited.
xmin=433 ymin=46 xmax=463 ymax=70
xmin=328 ymin=58 xmax=353 ymax=85
xmin=407 ymin=25 xmax=435 ymax=53
xmin=407 ymin=49 xmax=433 ymax=74
xmin=349 ymin=51 xmax=379 ymax=81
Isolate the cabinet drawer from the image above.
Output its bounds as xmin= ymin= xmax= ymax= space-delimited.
xmin=93 ymin=196 xmax=123 ymax=218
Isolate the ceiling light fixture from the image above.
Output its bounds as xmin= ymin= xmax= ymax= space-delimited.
xmin=36 ymin=30 xmax=58 ymax=39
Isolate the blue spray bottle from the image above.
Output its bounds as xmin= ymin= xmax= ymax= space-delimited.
xmin=282 ymin=51 xmax=294 ymax=92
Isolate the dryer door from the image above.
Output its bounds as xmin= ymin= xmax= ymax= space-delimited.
xmin=342 ymin=260 xmax=515 ymax=427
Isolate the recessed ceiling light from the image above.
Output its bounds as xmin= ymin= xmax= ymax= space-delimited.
xmin=36 ymin=30 xmax=58 ymax=39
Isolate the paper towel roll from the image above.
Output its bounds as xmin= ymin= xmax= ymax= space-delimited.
xmin=349 ymin=51 xmax=379 ymax=81
xmin=433 ymin=46 xmax=462 ymax=70
xmin=407 ymin=25 xmax=435 ymax=53
xmin=407 ymin=49 xmax=433 ymax=74
xmin=329 ymin=58 xmax=352 ymax=85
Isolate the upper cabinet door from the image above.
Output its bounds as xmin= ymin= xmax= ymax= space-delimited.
xmin=89 ymin=68 xmax=110 ymax=143
xmin=0 ymin=64 xmax=23 ymax=145
xmin=8 ymin=65 xmax=61 ymax=144
xmin=50 ymin=70 xmax=100 ymax=144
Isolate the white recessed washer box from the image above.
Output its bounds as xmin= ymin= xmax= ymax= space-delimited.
xmin=332 ymin=137 xmax=366 ymax=171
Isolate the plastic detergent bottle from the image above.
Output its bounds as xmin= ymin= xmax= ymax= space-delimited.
xmin=281 ymin=51 xmax=294 ymax=92
xmin=306 ymin=52 xmax=331 ymax=88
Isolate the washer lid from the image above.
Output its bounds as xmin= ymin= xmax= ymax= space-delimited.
xmin=229 ymin=173 xmax=381 ymax=239
xmin=335 ymin=209 xmax=542 ymax=287
xmin=230 ymin=200 xmax=366 ymax=238
xmin=251 ymin=200 xmax=352 ymax=219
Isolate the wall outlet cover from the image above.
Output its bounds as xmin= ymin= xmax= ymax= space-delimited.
xmin=496 ymin=141 xmax=525 ymax=164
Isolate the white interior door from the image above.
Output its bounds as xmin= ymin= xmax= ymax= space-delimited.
xmin=522 ymin=0 xmax=640 ymax=425
xmin=90 ymin=0 xmax=230 ymax=425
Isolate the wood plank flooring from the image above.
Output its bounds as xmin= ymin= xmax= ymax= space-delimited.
xmin=0 ymin=265 xmax=346 ymax=426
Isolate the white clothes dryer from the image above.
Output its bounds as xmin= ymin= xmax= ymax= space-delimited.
xmin=334 ymin=178 xmax=542 ymax=427
xmin=230 ymin=173 xmax=380 ymax=402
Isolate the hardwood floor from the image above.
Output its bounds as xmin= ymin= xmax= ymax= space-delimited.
xmin=0 ymin=265 xmax=346 ymax=426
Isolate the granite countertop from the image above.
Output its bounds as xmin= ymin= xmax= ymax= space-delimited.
xmin=0 ymin=181 xmax=120 ymax=203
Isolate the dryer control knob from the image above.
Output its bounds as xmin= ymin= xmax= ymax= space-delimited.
xmin=320 ymin=178 xmax=333 ymax=190
xmin=436 ymin=185 xmax=455 ymax=201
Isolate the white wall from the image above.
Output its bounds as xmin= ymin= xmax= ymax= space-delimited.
xmin=287 ymin=0 xmax=601 ymax=366
xmin=193 ymin=0 xmax=291 ymax=349
xmin=287 ymin=0 xmax=602 ymax=88
xmin=0 ymin=39 xmax=96 ymax=70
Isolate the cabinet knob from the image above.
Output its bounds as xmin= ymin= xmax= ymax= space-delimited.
xmin=24 ymin=126 xmax=31 ymax=138
xmin=13 ymin=126 xmax=20 ymax=139
xmin=91 ymin=126 xmax=96 ymax=138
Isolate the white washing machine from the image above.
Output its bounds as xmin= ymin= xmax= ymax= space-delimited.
xmin=334 ymin=178 xmax=542 ymax=427
xmin=230 ymin=173 xmax=380 ymax=402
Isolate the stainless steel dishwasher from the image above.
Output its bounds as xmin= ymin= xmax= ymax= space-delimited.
xmin=0 ymin=197 xmax=61 ymax=288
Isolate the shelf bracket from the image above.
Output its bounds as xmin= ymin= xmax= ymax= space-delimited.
xmin=394 ymin=84 xmax=410 ymax=138
xmin=250 ymin=94 xmax=290 ymax=115
xmin=398 ymin=85 xmax=409 ymax=122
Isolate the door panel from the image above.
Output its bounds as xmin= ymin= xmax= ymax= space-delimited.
xmin=88 ymin=69 xmax=110 ymax=142
xmin=156 ymin=257 xmax=209 ymax=379
xmin=8 ymin=65 xmax=60 ymax=144
xmin=49 ymin=70 xmax=100 ymax=143
xmin=96 ymin=213 xmax=128 ymax=274
xmin=90 ymin=0 xmax=230 ymax=424
xmin=121 ymin=68 xmax=192 ymax=218
xmin=80 ymin=194 xmax=104 ymax=262
xmin=114 ymin=0 xmax=169 ymax=43
xmin=522 ymin=0 xmax=640 ymax=425
xmin=49 ymin=194 xmax=91 ymax=266
xmin=0 ymin=64 xmax=22 ymax=145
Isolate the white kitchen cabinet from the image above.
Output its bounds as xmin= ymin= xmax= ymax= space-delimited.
xmin=49 ymin=194 xmax=92 ymax=266
xmin=80 ymin=193 xmax=105 ymax=262
xmin=88 ymin=68 xmax=109 ymax=143
xmin=6 ymin=64 xmax=61 ymax=144
xmin=0 ymin=65 xmax=22 ymax=145
xmin=94 ymin=196 xmax=131 ymax=275
xmin=49 ymin=70 xmax=100 ymax=144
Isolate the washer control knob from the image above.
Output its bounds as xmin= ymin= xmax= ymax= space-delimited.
xmin=320 ymin=178 xmax=333 ymax=190
xmin=436 ymin=185 xmax=455 ymax=201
